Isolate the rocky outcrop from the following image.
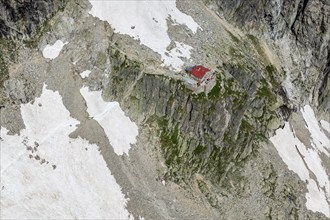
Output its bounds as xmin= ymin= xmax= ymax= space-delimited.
xmin=0 ymin=0 xmax=67 ymax=91
xmin=106 ymin=48 xmax=287 ymax=185
xmin=0 ymin=0 xmax=67 ymax=40
xmin=318 ymin=53 xmax=330 ymax=114
xmin=205 ymin=0 xmax=330 ymax=111
xmin=102 ymin=46 xmax=327 ymax=219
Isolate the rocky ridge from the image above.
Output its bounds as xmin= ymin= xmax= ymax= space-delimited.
xmin=204 ymin=0 xmax=330 ymax=114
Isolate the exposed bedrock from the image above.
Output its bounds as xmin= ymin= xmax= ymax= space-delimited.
xmin=204 ymin=0 xmax=330 ymax=113
xmin=105 ymin=48 xmax=289 ymax=184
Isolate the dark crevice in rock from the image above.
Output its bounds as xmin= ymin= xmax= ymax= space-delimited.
xmin=318 ymin=52 xmax=330 ymax=113
xmin=290 ymin=0 xmax=310 ymax=41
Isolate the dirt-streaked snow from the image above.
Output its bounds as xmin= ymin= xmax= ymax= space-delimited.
xmin=88 ymin=0 xmax=200 ymax=71
xmin=80 ymin=70 xmax=91 ymax=79
xmin=270 ymin=105 xmax=330 ymax=218
xmin=42 ymin=40 xmax=67 ymax=60
xmin=80 ymin=86 xmax=138 ymax=156
xmin=163 ymin=41 xmax=193 ymax=70
xmin=0 ymin=85 xmax=132 ymax=219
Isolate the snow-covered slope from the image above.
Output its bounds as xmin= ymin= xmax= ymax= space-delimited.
xmin=0 ymin=85 xmax=132 ymax=219
xmin=270 ymin=105 xmax=330 ymax=217
xmin=80 ymin=86 xmax=138 ymax=156
xmin=88 ymin=0 xmax=200 ymax=71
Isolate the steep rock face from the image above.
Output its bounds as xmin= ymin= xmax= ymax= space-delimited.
xmin=205 ymin=0 xmax=330 ymax=112
xmin=204 ymin=0 xmax=329 ymax=47
xmin=318 ymin=54 xmax=330 ymax=113
xmin=106 ymin=48 xmax=287 ymax=184
xmin=0 ymin=0 xmax=67 ymax=91
xmin=103 ymin=48 xmax=326 ymax=219
xmin=0 ymin=0 xmax=66 ymax=39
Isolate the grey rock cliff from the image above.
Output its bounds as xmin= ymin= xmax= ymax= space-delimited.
xmin=106 ymin=47 xmax=287 ymax=185
xmin=0 ymin=0 xmax=66 ymax=39
xmin=205 ymin=0 xmax=330 ymax=112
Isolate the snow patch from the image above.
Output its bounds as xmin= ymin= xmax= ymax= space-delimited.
xmin=88 ymin=0 xmax=200 ymax=71
xmin=80 ymin=70 xmax=91 ymax=79
xmin=301 ymin=105 xmax=330 ymax=157
xmin=0 ymin=85 xmax=132 ymax=219
xmin=161 ymin=41 xmax=193 ymax=70
xmin=270 ymin=105 xmax=330 ymax=218
xmin=42 ymin=40 xmax=68 ymax=60
xmin=320 ymin=120 xmax=330 ymax=134
xmin=80 ymin=86 xmax=138 ymax=156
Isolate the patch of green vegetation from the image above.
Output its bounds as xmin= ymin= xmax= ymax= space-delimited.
xmin=193 ymin=91 xmax=206 ymax=100
xmin=159 ymin=118 xmax=178 ymax=149
xmin=158 ymin=117 xmax=168 ymax=128
xmin=110 ymin=48 xmax=142 ymax=73
xmin=247 ymin=34 xmax=258 ymax=45
xmin=208 ymin=77 xmax=221 ymax=99
xmin=129 ymin=95 xmax=139 ymax=101
xmin=256 ymin=79 xmax=277 ymax=103
xmin=160 ymin=122 xmax=180 ymax=167
xmin=168 ymin=94 xmax=175 ymax=106
xmin=246 ymin=34 xmax=263 ymax=57
xmin=264 ymin=64 xmax=281 ymax=88
xmin=229 ymin=46 xmax=244 ymax=59
xmin=257 ymin=85 xmax=272 ymax=99
xmin=208 ymin=103 xmax=217 ymax=115
xmin=222 ymin=131 xmax=233 ymax=147
xmin=0 ymin=55 xmax=8 ymax=87
xmin=221 ymin=76 xmax=247 ymax=109
xmin=171 ymin=124 xmax=179 ymax=145
xmin=265 ymin=65 xmax=276 ymax=75
xmin=96 ymin=51 xmax=107 ymax=67
xmin=194 ymin=144 xmax=207 ymax=155
xmin=227 ymin=31 xmax=240 ymax=43
xmin=255 ymin=133 xmax=268 ymax=142
xmin=56 ymin=0 xmax=67 ymax=12
xmin=23 ymin=19 xmax=51 ymax=48
xmin=240 ymin=119 xmax=254 ymax=131
xmin=0 ymin=39 xmax=17 ymax=87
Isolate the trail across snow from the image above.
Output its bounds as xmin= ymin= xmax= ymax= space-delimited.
xmin=88 ymin=0 xmax=200 ymax=71
xmin=270 ymin=105 xmax=330 ymax=217
xmin=80 ymin=86 xmax=138 ymax=156
xmin=0 ymin=85 xmax=132 ymax=219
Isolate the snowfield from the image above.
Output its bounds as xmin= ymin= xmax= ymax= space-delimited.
xmin=42 ymin=40 xmax=68 ymax=60
xmin=270 ymin=105 xmax=330 ymax=218
xmin=80 ymin=86 xmax=138 ymax=156
xmin=0 ymin=85 xmax=132 ymax=219
xmin=88 ymin=0 xmax=200 ymax=71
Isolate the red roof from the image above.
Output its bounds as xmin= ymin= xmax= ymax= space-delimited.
xmin=191 ymin=65 xmax=210 ymax=79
